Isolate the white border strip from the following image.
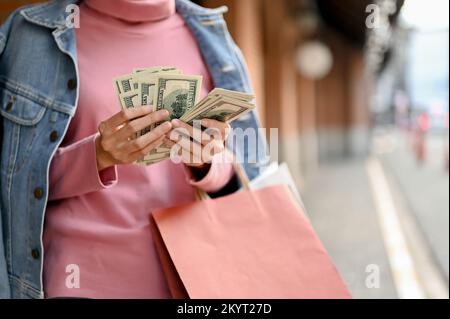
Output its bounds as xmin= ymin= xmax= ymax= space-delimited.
xmin=366 ymin=158 xmax=425 ymax=299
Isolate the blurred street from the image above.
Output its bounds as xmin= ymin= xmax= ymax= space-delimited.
xmin=302 ymin=129 xmax=449 ymax=299
xmin=379 ymin=129 xmax=449 ymax=280
xmin=183 ymin=1 xmax=450 ymax=298
xmin=302 ymin=159 xmax=398 ymax=298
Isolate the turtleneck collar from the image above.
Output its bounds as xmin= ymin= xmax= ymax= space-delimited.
xmin=84 ymin=0 xmax=176 ymax=23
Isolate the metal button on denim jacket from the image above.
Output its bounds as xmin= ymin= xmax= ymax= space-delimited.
xmin=0 ymin=0 xmax=268 ymax=299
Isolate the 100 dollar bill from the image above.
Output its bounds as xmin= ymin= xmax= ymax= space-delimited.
xmin=185 ymin=96 xmax=255 ymax=125
xmin=153 ymin=74 xmax=202 ymax=121
xmin=143 ymin=74 xmax=203 ymax=160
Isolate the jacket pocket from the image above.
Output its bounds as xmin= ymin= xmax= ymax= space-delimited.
xmin=0 ymin=86 xmax=49 ymax=174
xmin=0 ymin=87 xmax=46 ymax=126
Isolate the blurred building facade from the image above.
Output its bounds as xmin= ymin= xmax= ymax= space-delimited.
xmin=200 ymin=0 xmax=376 ymax=186
xmin=0 ymin=0 xmax=42 ymax=21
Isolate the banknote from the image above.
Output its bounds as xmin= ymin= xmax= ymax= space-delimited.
xmin=135 ymin=68 xmax=181 ymax=108
xmin=113 ymin=67 xmax=255 ymax=165
xmin=139 ymin=74 xmax=203 ymax=161
xmin=118 ymin=90 xmax=140 ymax=110
xmin=113 ymin=74 xmax=135 ymax=97
xmin=185 ymin=96 xmax=255 ymax=125
xmin=153 ymin=74 xmax=202 ymax=121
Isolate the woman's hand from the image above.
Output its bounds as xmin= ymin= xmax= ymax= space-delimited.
xmin=165 ymin=119 xmax=230 ymax=168
xmin=96 ymin=106 xmax=172 ymax=171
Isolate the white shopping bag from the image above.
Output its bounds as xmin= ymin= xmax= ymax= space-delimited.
xmin=248 ymin=162 xmax=306 ymax=212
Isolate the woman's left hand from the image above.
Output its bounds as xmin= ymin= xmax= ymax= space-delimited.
xmin=165 ymin=119 xmax=230 ymax=168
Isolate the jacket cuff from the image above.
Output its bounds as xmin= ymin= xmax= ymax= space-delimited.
xmin=185 ymin=152 xmax=234 ymax=193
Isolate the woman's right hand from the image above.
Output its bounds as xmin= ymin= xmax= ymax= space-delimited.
xmin=95 ymin=106 xmax=172 ymax=171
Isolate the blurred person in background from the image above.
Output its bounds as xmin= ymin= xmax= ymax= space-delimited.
xmin=414 ymin=111 xmax=430 ymax=165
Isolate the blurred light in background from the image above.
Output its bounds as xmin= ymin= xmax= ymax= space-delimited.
xmin=295 ymin=41 xmax=334 ymax=80
xmin=400 ymin=0 xmax=449 ymax=31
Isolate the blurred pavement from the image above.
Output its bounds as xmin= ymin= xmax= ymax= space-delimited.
xmin=302 ymin=160 xmax=398 ymax=299
xmin=379 ymin=130 xmax=449 ymax=281
xmin=301 ymin=129 xmax=449 ymax=299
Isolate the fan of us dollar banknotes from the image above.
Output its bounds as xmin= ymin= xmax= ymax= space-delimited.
xmin=113 ymin=66 xmax=255 ymax=165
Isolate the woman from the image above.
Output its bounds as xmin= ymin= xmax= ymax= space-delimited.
xmin=0 ymin=0 xmax=265 ymax=299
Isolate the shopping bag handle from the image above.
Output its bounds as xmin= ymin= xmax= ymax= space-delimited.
xmin=195 ymin=149 xmax=250 ymax=201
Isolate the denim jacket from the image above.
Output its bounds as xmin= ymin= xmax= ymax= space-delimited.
xmin=0 ymin=0 xmax=267 ymax=299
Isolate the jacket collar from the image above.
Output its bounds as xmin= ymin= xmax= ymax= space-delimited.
xmin=20 ymin=0 xmax=79 ymax=29
xmin=20 ymin=0 xmax=228 ymax=29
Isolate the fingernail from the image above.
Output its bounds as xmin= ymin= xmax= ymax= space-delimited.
xmin=163 ymin=122 xmax=172 ymax=130
xmin=172 ymin=119 xmax=180 ymax=127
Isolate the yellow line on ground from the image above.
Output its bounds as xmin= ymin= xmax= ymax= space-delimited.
xmin=366 ymin=158 xmax=425 ymax=299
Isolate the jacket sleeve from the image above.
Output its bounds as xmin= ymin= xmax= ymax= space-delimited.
xmin=0 ymin=118 xmax=7 ymax=297
xmin=226 ymin=26 xmax=269 ymax=181
xmin=0 ymin=205 xmax=10 ymax=298
xmin=0 ymin=9 xmax=17 ymax=299
xmin=48 ymin=134 xmax=118 ymax=201
xmin=0 ymin=26 xmax=7 ymax=56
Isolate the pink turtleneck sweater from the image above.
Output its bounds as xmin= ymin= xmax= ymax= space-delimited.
xmin=43 ymin=0 xmax=233 ymax=299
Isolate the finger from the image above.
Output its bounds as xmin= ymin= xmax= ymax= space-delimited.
xmin=202 ymin=138 xmax=224 ymax=160
xmin=169 ymin=128 xmax=224 ymax=160
xmin=170 ymin=132 xmax=215 ymax=165
xmin=171 ymin=119 xmax=212 ymax=146
xmin=167 ymin=140 xmax=204 ymax=166
xmin=114 ymin=109 xmax=170 ymax=141
xmin=101 ymin=106 xmax=154 ymax=135
xmin=121 ymin=121 xmax=172 ymax=153
xmin=175 ymin=143 xmax=203 ymax=166
xmin=163 ymin=137 xmax=176 ymax=148
xmin=129 ymin=136 xmax=166 ymax=163
xmin=169 ymin=131 xmax=201 ymax=154
xmin=201 ymin=119 xmax=231 ymax=140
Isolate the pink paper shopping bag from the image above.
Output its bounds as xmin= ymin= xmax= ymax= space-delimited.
xmin=152 ymin=182 xmax=350 ymax=299
xmin=150 ymin=180 xmax=351 ymax=299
